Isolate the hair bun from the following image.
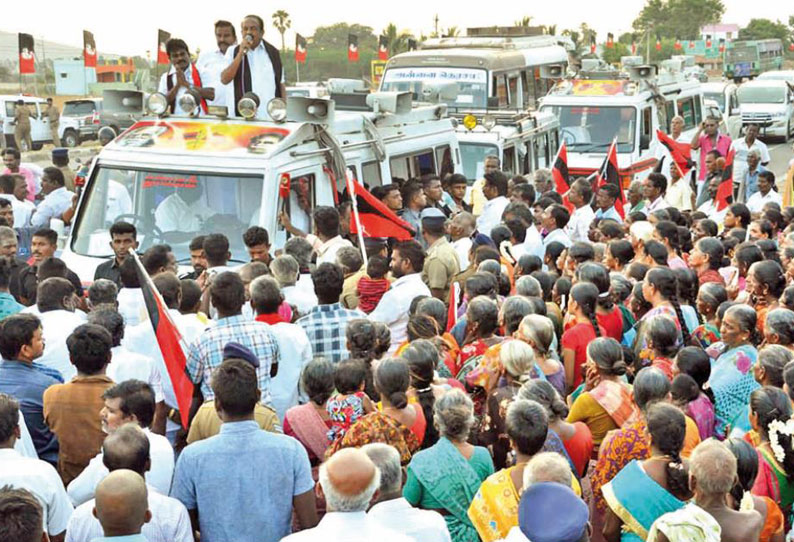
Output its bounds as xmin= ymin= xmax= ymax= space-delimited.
xmin=390 ymin=391 xmax=408 ymax=409
xmin=612 ymin=359 xmax=628 ymax=376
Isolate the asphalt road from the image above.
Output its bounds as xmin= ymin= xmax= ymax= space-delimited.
xmin=765 ymin=139 xmax=794 ymax=187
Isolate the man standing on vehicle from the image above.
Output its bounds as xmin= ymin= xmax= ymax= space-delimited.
xmin=221 ymin=15 xmax=286 ymax=120
xmin=43 ymin=98 xmax=60 ymax=147
xmin=691 ymin=115 xmax=731 ymax=197
xmin=13 ymin=100 xmax=32 ymax=153
xmin=731 ymin=123 xmax=770 ymax=195
xmin=197 ymin=20 xmax=237 ymax=108
xmin=158 ymin=39 xmax=215 ymax=116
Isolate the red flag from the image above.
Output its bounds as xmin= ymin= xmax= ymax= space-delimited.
xmin=157 ymin=29 xmax=171 ymax=65
xmin=606 ymin=33 xmax=614 ymax=49
xmin=655 ymin=35 xmax=662 ymax=51
xmin=596 ymin=139 xmax=624 ymax=218
xmin=590 ymin=36 xmax=596 ymax=54
xmin=789 ymin=42 xmax=794 ymax=52
xmin=131 ymin=251 xmax=193 ymax=428
xmin=18 ymin=33 xmax=34 ymax=74
xmin=719 ymin=39 xmax=726 ymax=53
xmin=348 ymin=34 xmax=359 ymax=62
xmin=656 ymin=129 xmax=695 ymax=176
xmin=347 ymin=178 xmax=415 ymax=240
xmin=552 ymin=142 xmax=574 ymax=212
xmin=83 ymin=31 xmax=97 ymax=68
xmin=689 ymin=40 xmax=695 ymax=49
xmin=447 ymin=282 xmax=461 ymax=332
xmin=378 ymin=35 xmax=389 ymax=61
xmin=631 ymin=41 xmax=637 ymax=55
xmin=674 ymin=38 xmax=682 ymax=50
xmin=295 ymin=34 xmax=307 ymax=63
xmin=706 ymin=36 xmax=712 ymax=48
xmin=715 ymin=148 xmax=735 ymax=211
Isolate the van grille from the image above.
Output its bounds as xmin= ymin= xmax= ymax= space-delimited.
xmin=742 ymin=112 xmax=772 ymax=125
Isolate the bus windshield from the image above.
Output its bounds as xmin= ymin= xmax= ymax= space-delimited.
xmin=381 ymin=67 xmax=488 ymax=109
xmin=727 ymin=46 xmax=757 ymax=63
xmin=71 ymin=166 xmax=264 ymax=262
xmin=459 ymin=142 xmax=499 ymax=181
xmin=738 ymin=85 xmax=786 ymax=104
xmin=542 ymin=105 xmax=636 ymax=153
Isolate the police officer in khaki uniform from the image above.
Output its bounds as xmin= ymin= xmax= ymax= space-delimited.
xmin=44 ymin=98 xmax=60 ymax=147
xmin=51 ymin=148 xmax=75 ymax=191
xmin=13 ymin=100 xmax=32 ymax=152
xmin=420 ymin=207 xmax=461 ymax=302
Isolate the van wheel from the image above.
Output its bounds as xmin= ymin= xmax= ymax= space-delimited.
xmin=63 ymin=130 xmax=80 ymax=148
xmin=31 ymin=143 xmax=42 ymax=151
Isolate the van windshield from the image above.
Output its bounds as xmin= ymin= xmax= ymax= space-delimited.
xmin=381 ymin=67 xmax=488 ymax=109
xmin=460 ymin=142 xmax=499 ymax=181
xmin=542 ymin=105 xmax=636 ymax=153
xmin=703 ymin=92 xmax=725 ymax=112
xmin=71 ymin=166 xmax=264 ymax=262
xmin=738 ymin=86 xmax=786 ymax=104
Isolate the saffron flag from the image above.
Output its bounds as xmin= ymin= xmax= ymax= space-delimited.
xmin=295 ymin=34 xmax=307 ymax=63
xmin=378 ymin=35 xmax=389 ymax=60
xmin=656 ymin=129 xmax=695 ymax=176
xmin=347 ymin=177 xmax=415 ymax=240
xmin=715 ymin=148 xmax=735 ymax=211
xmin=18 ymin=33 xmax=34 ymax=74
xmin=595 ymin=139 xmax=624 ymax=218
xmin=130 ymin=250 xmax=193 ymax=429
xmin=83 ymin=31 xmax=97 ymax=68
xmin=552 ymin=141 xmax=574 ymax=212
xmin=348 ymin=34 xmax=359 ymax=62
xmin=157 ymin=29 xmax=171 ymax=65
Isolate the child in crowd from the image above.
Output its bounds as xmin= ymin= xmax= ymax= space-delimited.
xmin=326 ymin=359 xmax=374 ymax=443
xmin=356 ymin=255 xmax=390 ymax=313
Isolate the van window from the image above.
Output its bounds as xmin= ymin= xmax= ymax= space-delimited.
xmin=63 ymin=101 xmax=98 ymax=117
xmin=533 ymin=134 xmax=550 ymax=170
xmin=362 ymin=161 xmax=382 ymax=186
xmin=508 ymin=76 xmax=520 ymax=108
xmin=693 ymin=98 xmax=703 ymax=126
xmin=389 ymin=149 xmax=435 ymax=180
xmin=641 ymin=107 xmax=653 ymax=144
xmin=664 ymin=101 xmax=675 ymax=132
xmin=436 ymin=145 xmax=454 ymax=179
xmin=676 ymin=97 xmax=698 ymax=129
xmin=495 ymin=75 xmax=509 ymax=108
xmin=503 ymin=146 xmax=516 ymax=175
xmin=521 ymin=71 xmax=531 ymax=108
xmin=282 ymin=173 xmax=316 ymax=236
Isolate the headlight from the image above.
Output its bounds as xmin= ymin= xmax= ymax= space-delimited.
xmin=178 ymin=90 xmax=199 ymax=116
xmin=145 ymin=93 xmax=168 ymax=115
xmin=462 ymin=114 xmax=477 ymax=131
xmin=482 ymin=115 xmax=496 ymax=131
xmin=237 ymin=97 xmax=258 ymax=119
xmin=267 ymin=98 xmax=287 ymax=122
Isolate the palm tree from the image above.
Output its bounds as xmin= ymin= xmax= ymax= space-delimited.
xmin=545 ymin=24 xmax=557 ymax=36
xmin=272 ymin=10 xmax=291 ymax=53
xmin=444 ymin=26 xmax=460 ymax=38
xmin=382 ymin=23 xmax=416 ymax=55
xmin=515 ymin=16 xmax=533 ymax=27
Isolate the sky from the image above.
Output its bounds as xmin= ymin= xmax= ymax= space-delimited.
xmin=2 ymin=1 xmax=790 ymax=57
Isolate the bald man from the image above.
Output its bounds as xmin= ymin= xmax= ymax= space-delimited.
xmin=93 ymin=469 xmax=151 ymax=541
xmin=282 ymin=448 xmax=411 ymax=542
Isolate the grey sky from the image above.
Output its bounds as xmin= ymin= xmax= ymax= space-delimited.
xmin=4 ymin=1 xmax=789 ymax=57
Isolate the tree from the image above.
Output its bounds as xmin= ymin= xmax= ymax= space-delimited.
xmin=562 ymin=29 xmax=582 ymax=55
xmin=633 ymin=0 xmax=724 ymax=40
xmin=313 ymin=23 xmax=377 ymax=50
xmin=739 ymin=18 xmax=789 ymax=42
xmin=601 ymin=42 xmax=631 ymax=65
xmin=444 ymin=26 xmax=460 ymax=38
xmin=543 ymin=24 xmax=558 ymax=36
xmin=515 ymin=16 xmax=533 ymax=27
xmin=382 ymin=23 xmax=416 ymax=56
xmin=272 ymin=10 xmax=291 ymax=53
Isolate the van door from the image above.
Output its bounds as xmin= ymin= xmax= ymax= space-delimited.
xmin=27 ymin=102 xmax=48 ymax=144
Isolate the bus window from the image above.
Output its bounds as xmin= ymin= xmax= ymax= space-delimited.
xmin=508 ymin=76 xmax=521 ymax=109
xmin=640 ymin=107 xmax=653 ymax=149
xmin=503 ymin=146 xmax=516 ymax=175
xmin=436 ymin=145 xmax=454 ymax=179
xmin=389 ymin=149 xmax=436 ymax=179
xmin=521 ymin=71 xmax=531 ymax=108
xmin=536 ymin=134 xmax=550 ymax=169
xmin=524 ymin=140 xmax=533 ymax=173
xmin=362 ymin=161 xmax=382 ymax=186
xmin=495 ymin=75 xmax=509 ymax=108
xmin=676 ymin=97 xmax=697 ymax=130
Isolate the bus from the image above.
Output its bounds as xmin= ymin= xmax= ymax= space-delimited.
xmin=724 ymin=39 xmax=783 ymax=82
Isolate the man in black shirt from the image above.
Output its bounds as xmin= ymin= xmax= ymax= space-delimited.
xmin=18 ymin=228 xmax=83 ymax=305
xmin=93 ymin=221 xmax=138 ymax=287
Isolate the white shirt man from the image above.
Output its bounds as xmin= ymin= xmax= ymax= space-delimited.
xmin=15 ymin=411 xmax=38 ymax=458
xmin=645 ymin=195 xmax=670 ymax=213
xmin=282 ymin=283 xmax=318 ymax=317
xmin=565 ymin=204 xmax=595 ymax=243
xmin=106 ymin=180 xmax=133 ymax=222
xmin=451 ymin=236 xmax=472 ymax=270
xmin=65 ymin=483 xmax=192 ymax=542
xmin=747 ymin=188 xmax=782 ymax=213
xmin=157 ymin=63 xmax=214 ymax=116
xmin=197 ymin=48 xmax=233 ymax=107
xmin=268 ymin=320 xmax=312 ymax=422
xmin=66 ymin=428 xmax=174 ymax=506
xmin=37 ymin=308 xmax=85 ymax=381
xmin=117 ymin=286 xmax=147 ymax=327
xmin=664 ymin=175 xmax=694 ymax=211
xmin=476 ymin=195 xmax=509 ymax=238
xmin=283 ymin=511 xmax=411 ymax=542
xmin=305 ymin=233 xmax=353 ymax=267
xmin=369 ymin=272 xmax=431 ymax=354
xmin=696 ymin=198 xmax=728 ymax=225
xmin=223 ymin=40 xmax=285 ymax=120
xmin=731 ymin=135 xmax=770 ymax=188
xmin=0 ymin=193 xmax=33 ymax=227
xmin=106 ymin=345 xmax=165 ymax=403
xmin=30 ymin=186 xmax=73 ymax=228
xmin=154 ymin=192 xmax=214 ymax=233
xmin=369 ymin=498 xmax=451 ymax=542
xmin=0 ymin=448 xmax=73 ymax=538
xmin=542 ymin=228 xmax=572 ymax=249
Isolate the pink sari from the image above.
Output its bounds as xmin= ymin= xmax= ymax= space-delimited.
xmin=284 ymin=403 xmax=330 ymax=463
xmin=685 ymin=393 xmax=715 ymax=441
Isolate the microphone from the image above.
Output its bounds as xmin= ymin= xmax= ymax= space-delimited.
xmin=245 ymin=35 xmax=254 ymax=44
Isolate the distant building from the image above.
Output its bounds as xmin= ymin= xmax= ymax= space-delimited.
xmin=53 ymin=59 xmax=97 ymax=95
xmin=96 ymin=57 xmax=135 ymax=84
xmin=701 ymin=24 xmax=740 ymax=42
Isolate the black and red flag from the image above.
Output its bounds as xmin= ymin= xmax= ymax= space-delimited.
xmin=595 ymin=139 xmax=624 ymax=218
xmin=348 ymin=34 xmax=359 ymax=62
xmin=552 ymin=141 xmax=574 ymax=212
xmin=715 ymin=148 xmax=735 ymax=211
xmin=590 ymin=35 xmax=597 ymax=54
xmin=157 ymin=29 xmax=171 ymax=65
xmin=347 ymin=176 xmax=415 ymax=240
xmin=83 ymin=30 xmax=97 ymax=68
xmin=130 ymin=250 xmax=193 ymax=429
xmin=606 ymin=33 xmax=614 ymax=48
xmin=18 ymin=33 xmax=34 ymax=74
xmin=706 ymin=35 xmax=713 ymax=48
xmin=719 ymin=39 xmax=726 ymax=53
xmin=655 ymin=34 xmax=662 ymax=51
xmin=656 ymin=129 xmax=695 ymax=177
xmin=295 ymin=34 xmax=307 ymax=64
xmin=378 ymin=35 xmax=389 ymax=60
xmin=674 ymin=38 xmax=682 ymax=50
xmin=408 ymin=38 xmax=418 ymax=51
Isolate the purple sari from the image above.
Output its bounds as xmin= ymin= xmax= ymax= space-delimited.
xmin=685 ymin=393 xmax=715 ymax=441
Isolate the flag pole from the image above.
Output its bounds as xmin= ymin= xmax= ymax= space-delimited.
xmin=345 ymin=170 xmax=369 ymax=268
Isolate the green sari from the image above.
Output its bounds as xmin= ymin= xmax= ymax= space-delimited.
xmin=405 ymin=436 xmax=494 ymax=542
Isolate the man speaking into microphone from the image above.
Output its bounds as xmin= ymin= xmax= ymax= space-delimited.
xmin=220 ymin=14 xmax=286 ymax=119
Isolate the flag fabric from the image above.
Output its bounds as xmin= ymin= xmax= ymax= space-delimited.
xmin=706 ymin=35 xmax=712 ymax=48
xmin=595 ymin=139 xmax=624 ymax=218
xmin=719 ymin=39 xmax=726 ymax=53
xmin=715 ymin=148 xmax=735 ymax=211
xmin=656 ymin=129 xmax=695 ymax=176
xmin=18 ymin=33 xmax=34 ymax=74
xmin=378 ymin=35 xmax=389 ymax=60
xmin=674 ymin=38 xmax=682 ymax=50
xmin=83 ymin=31 xmax=97 ymax=68
xmin=447 ymin=282 xmax=461 ymax=332
xmin=157 ymin=29 xmax=171 ymax=65
xmin=552 ymin=142 xmax=574 ymax=212
xmin=606 ymin=33 xmax=614 ymax=48
xmin=295 ymin=34 xmax=307 ymax=63
xmin=590 ymin=36 xmax=596 ymax=54
xmin=789 ymin=42 xmax=794 ymax=52
xmin=655 ymin=35 xmax=662 ymax=51
xmin=408 ymin=38 xmax=418 ymax=51
xmin=689 ymin=40 xmax=695 ymax=49
xmin=347 ymin=177 xmax=415 ymax=240
xmin=631 ymin=41 xmax=637 ymax=55
xmin=348 ymin=34 xmax=359 ymax=62
xmin=130 ymin=250 xmax=193 ymax=429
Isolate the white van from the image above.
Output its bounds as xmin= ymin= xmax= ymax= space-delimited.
xmin=700 ymin=81 xmax=741 ymax=138
xmin=0 ymin=95 xmax=52 ymax=151
xmin=737 ymin=79 xmax=794 ymax=140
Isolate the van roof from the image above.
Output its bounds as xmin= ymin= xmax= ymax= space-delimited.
xmin=0 ymin=95 xmax=47 ymax=102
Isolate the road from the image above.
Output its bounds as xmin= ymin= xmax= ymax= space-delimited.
xmin=766 ymin=140 xmax=794 ymax=189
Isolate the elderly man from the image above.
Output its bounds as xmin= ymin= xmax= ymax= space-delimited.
xmin=271 ymin=254 xmax=317 ymax=317
xmin=364 ymin=443 xmax=451 ymax=542
xmin=627 ymin=180 xmax=645 ymax=215
xmin=737 ymin=149 xmax=767 ymax=204
xmin=532 ymin=168 xmax=553 ymax=199
xmin=449 ymin=211 xmax=475 ymax=270
xmin=92 ymin=470 xmax=151 ymax=542
xmin=65 ymin=424 xmax=192 ymax=542
xmin=732 ymin=123 xmax=770 ymax=190
xmin=282 ymin=448 xmax=411 ymax=542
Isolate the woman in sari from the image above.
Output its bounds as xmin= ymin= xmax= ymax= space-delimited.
xmin=468 ymin=399 xmax=551 ymax=542
xmin=603 ymin=403 xmax=692 ymax=542
xmin=402 ymin=339 xmax=451 ymax=450
xmin=749 ymin=387 xmax=794 ymax=512
xmin=346 ymin=319 xmax=385 ymax=400
xmin=644 ymin=314 xmax=680 ymax=381
xmin=459 ymin=296 xmax=503 ymax=366
xmin=631 ymin=267 xmax=690 ymax=361
xmin=328 ymin=358 xmax=421 ymax=464
xmin=693 ymin=282 xmax=727 ymax=349
xmin=747 ymin=260 xmax=786 ymax=337
xmin=577 ymin=262 xmax=624 ymax=342
xmin=404 ymin=389 xmax=493 ymax=542
xmin=708 ymin=304 xmax=760 ymax=439
xmin=567 ymin=337 xmax=638 ymax=448
xmin=283 ymin=358 xmax=335 ymax=465
xmin=763 ymin=308 xmax=794 ymax=353
xmin=674 ymin=347 xmax=715 ymax=440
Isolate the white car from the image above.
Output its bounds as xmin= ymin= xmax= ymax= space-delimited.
xmin=757 ymin=70 xmax=794 ymax=84
xmin=737 ymin=79 xmax=794 ymax=140
xmin=0 ymin=95 xmax=52 ymax=151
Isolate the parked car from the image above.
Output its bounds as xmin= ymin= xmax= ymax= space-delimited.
xmin=757 ymin=70 xmax=794 ymax=84
xmin=737 ymin=79 xmax=794 ymax=141
xmin=0 ymin=95 xmax=52 ymax=151
xmin=60 ymin=98 xmax=103 ymax=147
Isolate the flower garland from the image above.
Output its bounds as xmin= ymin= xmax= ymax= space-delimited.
xmin=768 ymin=418 xmax=794 ymax=463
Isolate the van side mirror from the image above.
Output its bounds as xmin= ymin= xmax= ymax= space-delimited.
xmin=640 ymin=135 xmax=650 ymax=150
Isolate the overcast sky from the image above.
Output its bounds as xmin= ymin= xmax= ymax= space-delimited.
xmin=4 ymin=1 xmax=790 ymax=57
